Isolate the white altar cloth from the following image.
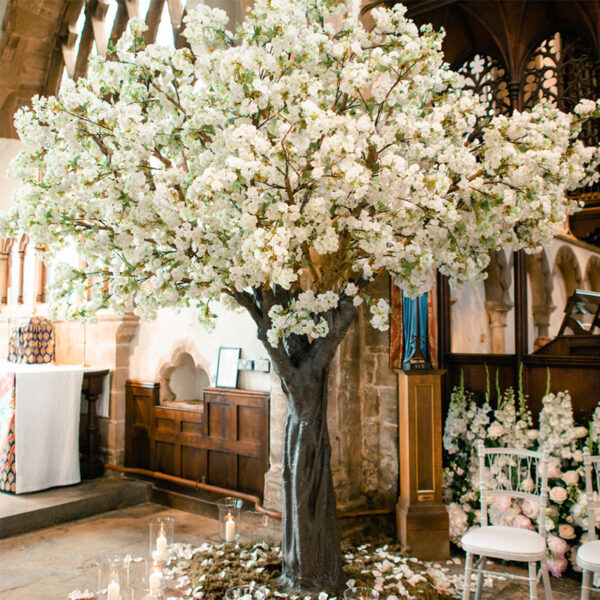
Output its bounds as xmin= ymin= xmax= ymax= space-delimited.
xmin=4 ymin=363 xmax=84 ymax=494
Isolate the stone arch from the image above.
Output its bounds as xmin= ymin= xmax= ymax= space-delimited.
xmin=553 ymin=245 xmax=583 ymax=298
xmin=586 ymin=256 xmax=600 ymax=291
xmin=526 ymin=250 xmax=555 ymax=349
xmin=484 ymin=250 xmax=513 ymax=353
xmin=156 ymin=339 xmax=211 ymax=407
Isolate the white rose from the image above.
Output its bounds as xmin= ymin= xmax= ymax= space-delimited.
xmin=488 ymin=422 xmax=505 ymax=439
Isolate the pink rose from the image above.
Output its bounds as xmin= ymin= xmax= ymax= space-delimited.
xmin=512 ymin=514 xmax=533 ymax=529
xmin=549 ymin=487 xmax=568 ymax=504
xmin=522 ymin=499 xmax=540 ymax=519
xmin=492 ymin=495 xmax=512 ymax=511
xmin=563 ymin=470 xmax=579 ymax=486
xmin=548 ymin=535 xmax=569 ymax=558
xmin=558 ymin=524 xmax=576 ymax=540
xmin=547 ymin=460 xmax=562 ymax=479
xmin=547 ymin=557 xmax=568 ymax=577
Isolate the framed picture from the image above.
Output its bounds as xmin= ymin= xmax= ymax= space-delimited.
xmin=216 ymin=347 xmax=241 ymax=388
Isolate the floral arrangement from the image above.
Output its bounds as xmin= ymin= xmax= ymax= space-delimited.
xmin=163 ymin=540 xmax=462 ymax=599
xmin=443 ymin=372 xmax=598 ymax=577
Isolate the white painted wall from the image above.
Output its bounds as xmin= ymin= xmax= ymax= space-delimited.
xmin=451 ymin=279 xmax=488 ymax=353
xmin=128 ymin=303 xmax=271 ymax=391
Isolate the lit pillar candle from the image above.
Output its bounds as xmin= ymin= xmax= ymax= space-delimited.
xmin=156 ymin=527 xmax=168 ymax=561
xmin=107 ymin=578 xmax=120 ymax=600
xmin=149 ymin=566 xmax=163 ymax=596
xmin=225 ymin=514 xmax=236 ymax=542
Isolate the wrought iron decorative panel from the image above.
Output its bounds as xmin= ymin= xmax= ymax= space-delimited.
xmin=457 ymin=53 xmax=512 ymax=117
xmin=522 ymin=32 xmax=598 ymax=147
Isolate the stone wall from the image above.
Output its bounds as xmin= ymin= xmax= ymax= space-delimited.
xmin=329 ymin=274 xmax=398 ymax=510
xmin=263 ymin=274 xmax=399 ymax=512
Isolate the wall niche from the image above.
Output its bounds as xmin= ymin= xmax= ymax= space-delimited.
xmin=157 ymin=347 xmax=210 ymax=411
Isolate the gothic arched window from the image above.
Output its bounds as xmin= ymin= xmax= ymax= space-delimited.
xmin=457 ymin=53 xmax=512 ymax=117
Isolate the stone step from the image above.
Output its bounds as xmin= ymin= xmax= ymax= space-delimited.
xmin=0 ymin=475 xmax=152 ymax=539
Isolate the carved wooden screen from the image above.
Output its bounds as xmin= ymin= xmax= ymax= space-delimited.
xmin=522 ymin=32 xmax=598 ymax=146
xmin=457 ymin=53 xmax=512 ymax=116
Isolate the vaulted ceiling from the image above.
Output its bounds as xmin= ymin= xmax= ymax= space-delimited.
xmin=2 ymin=1 xmax=600 ymax=134
xmin=404 ymin=0 xmax=600 ymax=80
xmin=0 ymin=1 xmax=81 ymax=138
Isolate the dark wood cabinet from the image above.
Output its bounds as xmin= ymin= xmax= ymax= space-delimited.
xmin=80 ymin=368 xmax=111 ymax=479
xmin=125 ymin=382 xmax=269 ymax=498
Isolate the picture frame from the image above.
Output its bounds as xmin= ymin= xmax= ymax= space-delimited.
xmin=215 ymin=347 xmax=241 ymax=388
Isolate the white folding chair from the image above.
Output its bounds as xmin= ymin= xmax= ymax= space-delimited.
xmin=461 ymin=440 xmax=552 ymax=600
xmin=577 ymin=447 xmax=600 ymax=599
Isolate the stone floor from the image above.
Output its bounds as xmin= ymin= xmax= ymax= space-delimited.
xmin=0 ymin=480 xmax=596 ymax=599
xmin=0 ymin=501 xmax=278 ymax=599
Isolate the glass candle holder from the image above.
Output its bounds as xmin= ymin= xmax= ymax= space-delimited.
xmin=128 ymin=584 xmax=161 ymax=600
xmin=147 ymin=561 xmax=165 ymax=597
xmin=217 ymin=497 xmax=243 ymax=543
xmin=123 ymin=558 xmax=165 ymax=599
xmin=148 ymin=517 xmax=174 ymax=564
xmin=97 ymin=556 xmax=130 ymax=600
xmin=224 ymin=585 xmax=267 ymax=600
xmin=343 ymin=588 xmax=380 ymax=600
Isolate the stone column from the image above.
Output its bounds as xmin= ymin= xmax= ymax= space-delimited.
xmin=262 ymin=369 xmax=286 ymax=510
xmin=16 ymin=234 xmax=28 ymax=304
xmin=0 ymin=245 xmax=11 ymax=305
xmin=485 ymin=300 xmax=513 ymax=354
xmin=396 ymin=370 xmax=449 ymax=560
xmin=34 ymin=247 xmax=46 ymax=303
xmin=532 ymin=303 xmax=555 ymax=350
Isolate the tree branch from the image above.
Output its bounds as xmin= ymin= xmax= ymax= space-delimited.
xmin=308 ymin=295 xmax=358 ymax=370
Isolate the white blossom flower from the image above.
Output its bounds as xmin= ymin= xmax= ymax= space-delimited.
xmin=5 ymin=0 xmax=599 ymax=335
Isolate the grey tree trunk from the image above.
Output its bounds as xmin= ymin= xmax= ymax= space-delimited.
xmin=234 ymin=288 xmax=359 ymax=593
xmin=279 ymin=368 xmax=345 ymax=592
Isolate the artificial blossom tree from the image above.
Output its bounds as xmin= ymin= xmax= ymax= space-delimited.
xmin=5 ymin=0 xmax=600 ymax=592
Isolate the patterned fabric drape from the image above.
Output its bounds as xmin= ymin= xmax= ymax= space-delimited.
xmin=0 ymin=372 xmax=16 ymax=493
